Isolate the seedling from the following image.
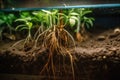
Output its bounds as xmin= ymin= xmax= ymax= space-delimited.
xmin=14 ymin=12 xmax=35 ymax=50
xmin=67 ymin=8 xmax=95 ymax=41
xmin=33 ymin=9 xmax=76 ymax=80
xmin=11 ymin=8 xmax=94 ymax=79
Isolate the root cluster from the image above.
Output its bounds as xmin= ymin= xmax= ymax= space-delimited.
xmin=12 ymin=26 xmax=76 ymax=80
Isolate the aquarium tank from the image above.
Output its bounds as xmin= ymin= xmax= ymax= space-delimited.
xmin=0 ymin=0 xmax=120 ymax=80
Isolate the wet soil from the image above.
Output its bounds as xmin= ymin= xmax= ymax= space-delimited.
xmin=0 ymin=26 xmax=120 ymax=80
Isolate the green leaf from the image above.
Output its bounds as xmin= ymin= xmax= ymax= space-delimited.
xmin=82 ymin=11 xmax=92 ymax=16
xmin=3 ymin=16 xmax=7 ymax=21
xmin=18 ymin=27 xmax=29 ymax=31
xmin=20 ymin=12 xmax=30 ymax=18
xmin=90 ymin=18 xmax=95 ymax=21
xmin=42 ymin=10 xmax=51 ymax=14
xmin=0 ymin=19 xmax=5 ymax=25
xmin=86 ymin=23 xmax=90 ymax=29
xmin=15 ymin=24 xmax=27 ymax=31
xmin=87 ymin=19 xmax=94 ymax=27
xmin=70 ymin=16 xmax=79 ymax=21
xmin=83 ymin=16 xmax=94 ymax=28
xmin=32 ymin=12 xmax=38 ymax=15
xmin=15 ymin=18 xmax=27 ymax=22
xmin=70 ymin=12 xmax=79 ymax=16
xmin=8 ymin=14 xmax=15 ymax=19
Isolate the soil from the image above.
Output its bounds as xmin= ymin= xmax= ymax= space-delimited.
xmin=0 ymin=26 xmax=120 ymax=80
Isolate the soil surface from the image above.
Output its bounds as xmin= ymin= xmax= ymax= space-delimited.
xmin=0 ymin=26 xmax=120 ymax=80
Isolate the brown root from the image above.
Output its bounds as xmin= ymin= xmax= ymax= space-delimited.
xmin=11 ymin=36 xmax=34 ymax=51
xmin=34 ymin=26 xmax=76 ymax=80
xmin=76 ymin=32 xmax=83 ymax=42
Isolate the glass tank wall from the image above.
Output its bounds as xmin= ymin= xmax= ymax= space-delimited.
xmin=0 ymin=1 xmax=120 ymax=80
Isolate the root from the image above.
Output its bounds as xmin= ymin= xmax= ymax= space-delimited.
xmin=12 ymin=25 xmax=76 ymax=79
xmin=11 ymin=35 xmax=34 ymax=51
xmin=66 ymin=49 xmax=75 ymax=80
xmin=34 ymin=28 xmax=50 ymax=48
xmin=11 ymin=39 xmax=25 ymax=48
xmin=63 ymin=29 xmax=76 ymax=48
xmin=40 ymin=51 xmax=57 ymax=80
xmin=34 ymin=26 xmax=76 ymax=80
xmin=40 ymin=52 xmax=51 ymax=74
xmin=34 ymin=25 xmax=44 ymax=40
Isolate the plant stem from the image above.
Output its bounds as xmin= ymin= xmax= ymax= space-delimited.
xmin=28 ymin=29 xmax=31 ymax=38
xmin=76 ymin=16 xmax=80 ymax=33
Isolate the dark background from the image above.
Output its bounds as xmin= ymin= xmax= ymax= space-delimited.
xmin=1 ymin=0 xmax=120 ymax=8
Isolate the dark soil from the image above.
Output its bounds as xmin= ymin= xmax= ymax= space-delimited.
xmin=0 ymin=26 xmax=120 ymax=80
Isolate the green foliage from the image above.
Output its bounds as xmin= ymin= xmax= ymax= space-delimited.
xmin=32 ymin=11 xmax=45 ymax=24
xmin=32 ymin=8 xmax=94 ymax=34
xmin=0 ymin=12 xmax=16 ymax=40
xmin=15 ymin=19 xmax=33 ymax=32
xmin=33 ymin=9 xmax=68 ymax=31
xmin=66 ymin=8 xmax=95 ymax=32
xmin=0 ymin=12 xmax=16 ymax=32
xmin=83 ymin=17 xmax=95 ymax=29
xmin=65 ymin=9 xmax=80 ymax=33
xmin=41 ymin=9 xmax=59 ymax=27
xmin=78 ymin=8 xmax=95 ymax=29
xmin=15 ymin=12 xmax=35 ymax=38
xmin=33 ymin=10 xmax=53 ymax=28
xmin=0 ymin=8 xmax=94 ymax=41
xmin=14 ymin=11 xmax=36 ymax=48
